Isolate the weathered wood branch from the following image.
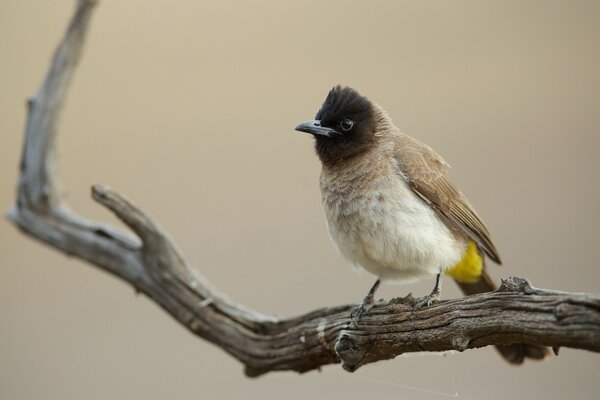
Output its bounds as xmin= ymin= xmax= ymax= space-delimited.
xmin=8 ymin=0 xmax=600 ymax=378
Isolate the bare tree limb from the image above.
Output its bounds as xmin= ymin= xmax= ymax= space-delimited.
xmin=8 ymin=0 xmax=600 ymax=378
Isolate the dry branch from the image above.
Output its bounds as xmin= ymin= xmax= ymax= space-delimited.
xmin=8 ymin=0 xmax=600 ymax=377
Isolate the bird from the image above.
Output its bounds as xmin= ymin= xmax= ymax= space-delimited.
xmin=295 ymin=85 xmax=547 ymax=364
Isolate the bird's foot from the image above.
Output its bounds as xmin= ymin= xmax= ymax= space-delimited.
xmin=350 ymin=279 xmax=381 ymax=328
xmin=412 ymin=271 xmax=443 ymax=309
xmin=412 ymin=290 xmax=441 ymax=309
xmin=350 ymin=296 xmax=375 ymax=328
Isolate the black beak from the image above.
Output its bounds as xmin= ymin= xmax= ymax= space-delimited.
xmin=295 ymin=120 xmax=337 ymax=138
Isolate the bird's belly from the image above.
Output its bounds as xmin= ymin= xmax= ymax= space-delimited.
xmin=325 ymin=187 xmax=466 ymax=283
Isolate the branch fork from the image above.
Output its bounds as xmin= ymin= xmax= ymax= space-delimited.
xmin=8 ymin=0 xmax=600 ymax=377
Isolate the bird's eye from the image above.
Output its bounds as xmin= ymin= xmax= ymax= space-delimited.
xmin=340 ymin=118 xmax=354 ymax=131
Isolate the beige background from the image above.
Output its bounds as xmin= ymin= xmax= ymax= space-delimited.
xmin=1 ymin=0 xmax=599 ymax=399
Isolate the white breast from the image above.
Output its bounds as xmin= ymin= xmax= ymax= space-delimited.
xmin=321 ymin=162 xmax=466 ymax=284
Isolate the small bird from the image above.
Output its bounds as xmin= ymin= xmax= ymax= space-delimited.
xmin=295 ymin=85 xmax=547 ymax=364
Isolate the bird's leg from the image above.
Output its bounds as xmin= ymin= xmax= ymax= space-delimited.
xmin=414 ymin=270 xmax=444 ymax=308
xmin=350 ymin=279 xmax=381 ymax=327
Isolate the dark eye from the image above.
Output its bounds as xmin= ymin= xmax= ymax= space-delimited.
xmin=340 ymin=118 xmax=354 ymax=131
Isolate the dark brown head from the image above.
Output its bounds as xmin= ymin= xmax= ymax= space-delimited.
xmin=295 ymin=86 xmax=379 ymax=167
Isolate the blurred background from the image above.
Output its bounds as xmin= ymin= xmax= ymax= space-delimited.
xmin=1 ymin=0 xmax=599 ymax=399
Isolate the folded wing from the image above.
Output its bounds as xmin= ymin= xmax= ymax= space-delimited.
xmin=394 ymin=134 xmax=502 ymax=264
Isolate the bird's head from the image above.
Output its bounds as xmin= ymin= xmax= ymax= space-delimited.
xmin=295 ymin=85 xmax=384 ymax=167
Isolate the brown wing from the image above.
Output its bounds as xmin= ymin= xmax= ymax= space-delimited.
xmin=394 ymin=134 xmax=502 ymax=264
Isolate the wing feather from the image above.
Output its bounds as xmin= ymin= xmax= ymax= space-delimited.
xmin=394 ymin=134 xmax=502 ymax=264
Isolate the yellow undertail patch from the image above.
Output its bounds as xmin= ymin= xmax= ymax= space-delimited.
xmin=445 ymin=240 xmax=483 ymax=283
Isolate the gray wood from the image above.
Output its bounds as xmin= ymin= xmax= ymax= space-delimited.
xmin=8 ymin=0 xmax=600 ymax=377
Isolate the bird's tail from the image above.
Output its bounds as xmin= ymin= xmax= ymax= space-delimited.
xmin=448 ymin=241 xmax=549 ymax=364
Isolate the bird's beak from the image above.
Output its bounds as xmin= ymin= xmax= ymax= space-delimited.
xmin=295 ymin=120 xmax=336 ymax=138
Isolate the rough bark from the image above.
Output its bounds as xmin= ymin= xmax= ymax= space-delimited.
xmin=8 ymin=0 xmax=600 ymax=377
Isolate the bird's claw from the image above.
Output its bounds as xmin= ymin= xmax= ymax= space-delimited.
xmin=350 ymin=297 xmax=374 ymax=328
xmin=412 ymin=291 xmax=440 ymax=309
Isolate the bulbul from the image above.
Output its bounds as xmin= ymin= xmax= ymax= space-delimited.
xmin=295 ymin=85 xmax=547 ymax=364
